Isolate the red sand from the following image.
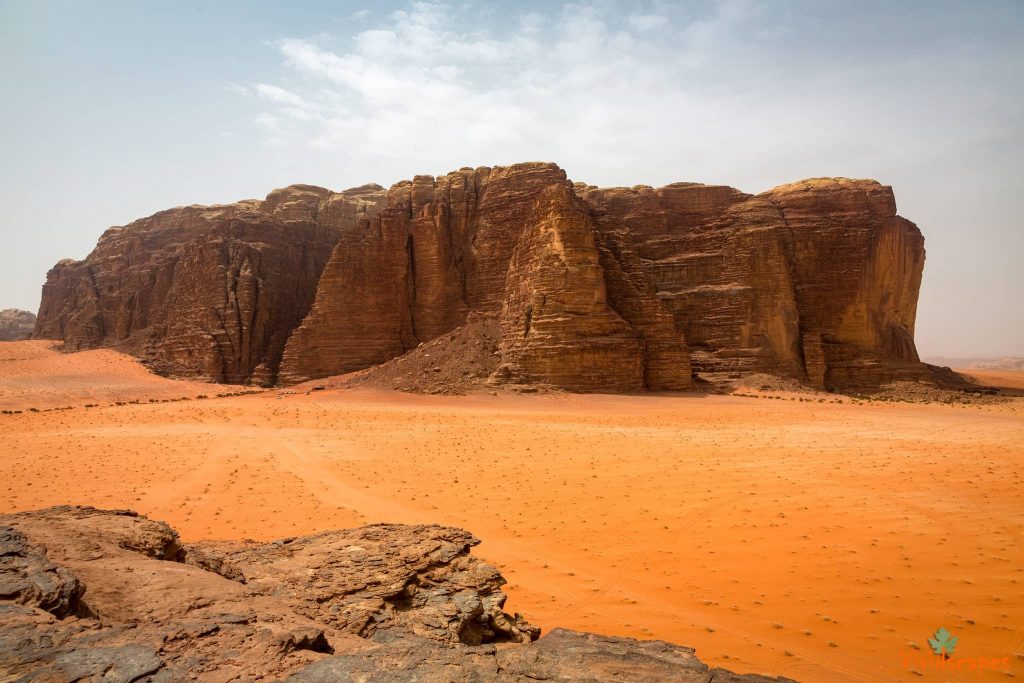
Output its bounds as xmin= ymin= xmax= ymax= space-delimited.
xmin=0 ymin=340 xmax=244 ymax=410
xmin=959 ymin=368 xmax=1024 ymax=392
xmin=1 ymin=341 xmax=1022 ymax=681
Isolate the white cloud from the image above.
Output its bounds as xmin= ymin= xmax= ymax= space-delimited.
xmin=233 ymin=2 xmax=713 ymax=176
xmin=228 ymin=0 xmax=1022 ymax=198
xmin=253 ymin=83 xmax=309 ymax=108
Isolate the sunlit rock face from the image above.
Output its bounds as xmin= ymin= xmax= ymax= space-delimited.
xmin=36 ymin=162 xmax=926 ymax=392
xmin=581 ymin=176 xmax=925 ymax=390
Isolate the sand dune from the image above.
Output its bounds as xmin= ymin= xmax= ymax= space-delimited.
xmin=0 ymin=341 xmax=249 ymax=410
xmin=959 ymin=367 xmax=1024 ymax=392
xmin=1 ymin=341 xmax=1022 ymax=681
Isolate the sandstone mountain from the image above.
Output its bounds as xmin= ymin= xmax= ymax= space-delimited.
xmin=0 ymin=506 xmax=793 ymax=681
xmin=34 ymin=184 xmax=386 ymax=385
xmin=0 ymin=309 xmax=36 ymax=341
xmin=34 ymin=162 xmax=929 ymax=392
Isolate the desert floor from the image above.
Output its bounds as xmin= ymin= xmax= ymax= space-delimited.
xmin=1 ymin=341 xmax=1022 ymax=682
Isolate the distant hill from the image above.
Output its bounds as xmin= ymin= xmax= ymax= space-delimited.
xmin=0 ymin=309 xmax=35 ymax=341
xmin=924 ymin=356 xmax=1024 ymax=371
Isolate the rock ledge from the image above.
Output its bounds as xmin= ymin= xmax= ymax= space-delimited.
xmin=1 ymin=506 xmax=794 ymax=682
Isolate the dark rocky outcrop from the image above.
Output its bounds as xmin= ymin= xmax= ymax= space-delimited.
xmin=35 ymin=162 xmax=929 ymax=392
xmin=0 ymin=506 xmax=794 ymax=682
xmin=0 ymin=309 xmax=35 ymax=341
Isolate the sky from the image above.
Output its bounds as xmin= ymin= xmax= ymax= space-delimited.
xmin=1 ymin=0 xmax=1021 ymax=357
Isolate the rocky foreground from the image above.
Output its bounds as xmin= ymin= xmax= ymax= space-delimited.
xmin=35 ymin=162 xmax=929 ymax=394
xmin=1 ymin=506 xmax=793 ymax=682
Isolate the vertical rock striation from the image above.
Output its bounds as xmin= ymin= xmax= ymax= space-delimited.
xmin=279 ymin=163 xmax=692 ymax=391
xmin=759 ymin=178 xmax=925 ymax=389
xmin=34 ymin=162 xmax=928 ymax=393
xmin=579 ymin=177 xmax=927 ymax=390
xmin=34 ymin=185 xmax=386 ymax=384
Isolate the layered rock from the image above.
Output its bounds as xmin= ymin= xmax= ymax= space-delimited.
xmin=279 ymin=164 xmax=565 ymax=383
xmin=0 ymin=309 xmax=35 ymax=341
xmin=579 ymin=177 xmax=927 ymax=390
xmin=35 ymin=162 xmax=928 ymax=393
xmin=760 ymin=178 xmax=925 ymax=389
xmin=34 ymin=184 xmax=386 ymax=384
xmin=279 ymin=163 xmax=692 ymax=391
xmin=580 ymin=184 xmax=804 ymax=381
xmin=0 ymin=506 xmax=793 ymax=682
xmin=186 ymin=523 xmax=539 ymax=645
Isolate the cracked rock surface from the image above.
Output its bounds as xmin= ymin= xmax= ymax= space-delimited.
xmin=186 ymin=522 xmax=540 ymax=646
xmin=1 ymin=506 xmax=795 ymax=682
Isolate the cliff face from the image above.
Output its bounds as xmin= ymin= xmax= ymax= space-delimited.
xmin=0 ymin=310 xmax=36 ymax=341
xmin=578 ymin=177 xmax=926 ymax=389
xmin=278 ymin=163 xmax=691 ymax=391
xmin=35 ymin=162 xmax=927 ymax=392
xmin=759 ymin=178 xmax=926 ymax=389
xmin=34 ymin=185 xmax=386 ymax=384
xmin=279 ymin=164 xmax=567 ymax=383
xmin=580 ymin=184 xmax=804 ymax=381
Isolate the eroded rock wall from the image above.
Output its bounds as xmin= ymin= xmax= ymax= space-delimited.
xmin=35 ymin=162 xmax=926 ymax=392
xmin=579 ymin=177 xmax=927 ymax=390
xmin=760 ymin=178 xmax=925 ymax=389
xmin=34 ymin=185 xmax=386 ymax=384
xmin=278 ymin=164 xmax=568 ymax=383
xmin=280 ymin=163 xmax=692 ymax=391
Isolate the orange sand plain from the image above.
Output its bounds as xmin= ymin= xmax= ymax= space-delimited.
xmin=1 ymin=341 xmax=1022 ymax=682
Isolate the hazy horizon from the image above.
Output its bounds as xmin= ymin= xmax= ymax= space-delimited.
xmin=2 ymin=0 xmax=1021 ymax=357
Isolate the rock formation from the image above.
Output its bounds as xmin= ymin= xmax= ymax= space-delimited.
xmin=0 ymin=309 xmax=36 ymax=341
xmin=277 ymin=164 xmax=686 ymax=392
xmin=580 ymin=176 xmax=926 ymax=390
xmin=34 ymin=184 xmax=386 ymax=384
xmin=0 ymin=506 xmax=794 ymax=682
xmin=35 ymin=161 xmax=930 ymax=392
